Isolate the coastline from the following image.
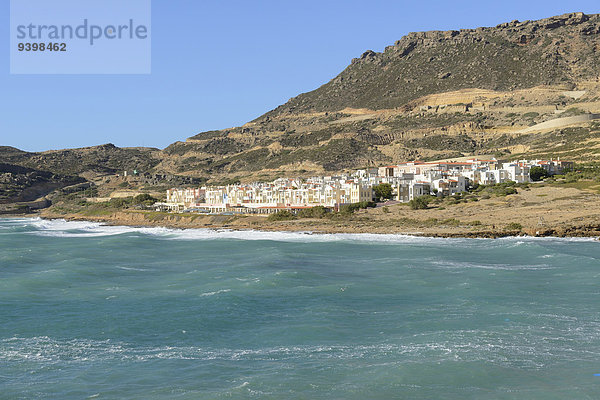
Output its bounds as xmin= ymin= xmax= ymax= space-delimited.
xmin=5 ymin=184 xmax=600 ymax=239
xmin=6 ymin=210 xmax=595 ymax=239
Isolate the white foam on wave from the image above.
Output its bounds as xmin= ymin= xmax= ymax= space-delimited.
xmin=116 ymin=266 xmax=150 ymax=272
xmin=7 ymin=217 xmax=599 ymax=245
xmin=14 ymin=217 xmax=442 ymax=243
xmin=2 ymin=332 xmax=596 ymax=368
xmin=496 ymin=235 xmax=597 ymax=243
xmin=199 ymin=289 xmax=231 ymax=297
xmin=430 ymin=260 xmax=555 ymax=271
xmin=164 ymin=229 xmax=446 ymax=244
xmin=25 ymin=218 xmax=174 ymax=238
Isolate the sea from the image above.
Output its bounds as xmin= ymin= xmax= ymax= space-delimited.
xmin=1 ymin=217 xmax=600 ymax=399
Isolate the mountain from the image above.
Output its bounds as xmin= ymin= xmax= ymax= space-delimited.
xmin=0 ymin=144 xmax=162 ymax=177
xmin=264 ymin=12 xmax=600 ymax=116
xmin=2 ymin=12 xmax=600 ymax=191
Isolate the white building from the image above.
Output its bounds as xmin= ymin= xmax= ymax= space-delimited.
xmin=162 ymin=158 xmax=569 ymax=213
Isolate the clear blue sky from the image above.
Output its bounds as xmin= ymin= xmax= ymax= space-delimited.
xmin=1 ymin=0 xmax=598 ymax=152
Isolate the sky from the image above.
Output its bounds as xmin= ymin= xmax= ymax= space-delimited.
xmin=1 ymin=0 xmax=598 ymax=152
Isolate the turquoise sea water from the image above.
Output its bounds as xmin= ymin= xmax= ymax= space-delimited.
xmin=1 ymin=218 xmax=600 ymax=399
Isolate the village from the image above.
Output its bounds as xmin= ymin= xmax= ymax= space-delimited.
xmin=156 ymin=158 xmax=573 ymax=215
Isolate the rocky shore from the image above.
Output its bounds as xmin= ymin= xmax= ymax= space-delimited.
xmin=28 ymin=209 xmax=600 ymax=239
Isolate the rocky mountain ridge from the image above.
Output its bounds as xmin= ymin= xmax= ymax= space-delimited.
xmin=263 ymin=12 xmax=600 ymax=116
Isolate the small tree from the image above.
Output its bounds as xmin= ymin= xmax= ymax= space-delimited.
xmin=110 ymin=197 xmax=133 ymax=208
xmin=373 ymin=183 xmax=393 ymax=202
xmin=134 ymin=193 xmax=157 ymax=205
xmin=409 ymin=196 xmax=430 ymax=210
xmin=530 ymin=166 xmax=549 ymax=182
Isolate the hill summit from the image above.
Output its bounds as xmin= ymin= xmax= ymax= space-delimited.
xmin=263 ymin=12 xmax=600 ymax=117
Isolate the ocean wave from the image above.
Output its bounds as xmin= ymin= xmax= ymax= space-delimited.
xmin=429 ymin=260 xmax=555 ymax=271
xmin=199 ymin=289 xmax=231 ymax=297
xmin=2 ymin=333 xmax=597 ymax=368
xmin=25 ymin=218 xmax=174 ymax=238
xmin=0 ymin=217 xmax=35 ymax=228
xmin=116 ymin=266 xmax=150 ymax=272
xmin=11 ymin=218 xmax=448 ymax=243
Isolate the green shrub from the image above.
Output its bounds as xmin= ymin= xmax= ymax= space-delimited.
xmin=109 ymin=197 xmax=134 ymax=208
xmin=506 ymin=222 xmax=523 ymax=231
xmin=268 ymin=211 xmax=296 ymax=221
xmin=339 ymin=201 xmax=376 ymax=214
xmin=563 ymin=107 xmax=586 ymax=116
xmin=523 ymin=112 xmax=539 ymax=119
xmin=441 ymin=218 xmax=461 ymax=226
xmin=409 ymin=196 xmax=431 ymax=210
xmin=134 ymin=193 xmax=155 ymax=202
xmin=339 ymin=203 xmax=360 ymax=214
xmin=297 ymin=206 xmax=328 ymax=219
xmin=474 ymin=182 xmax=518 ymax=197
xmin=81 ymin=187 xmax=99 ymax=197
xmin=134 ymin=193 xmax=157 ymax=206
